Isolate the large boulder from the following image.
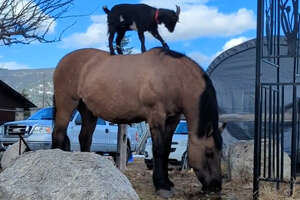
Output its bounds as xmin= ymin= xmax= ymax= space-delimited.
xmin=1 ymin=140 xmax=26 ymax=170
xmin=0 ymin=149 xmax=139 ymax=200
xmin=227 ymin=140 xmax=291 ymax=182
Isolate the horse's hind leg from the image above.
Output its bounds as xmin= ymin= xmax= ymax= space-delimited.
xmin=77 ymin=101 xmax=97 ymax=152
xmin=52 ymin=96 xmax=78 ymax=151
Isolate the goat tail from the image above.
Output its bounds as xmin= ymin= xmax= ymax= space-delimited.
xmin=102 ymin=5 xmax=110 ymax=14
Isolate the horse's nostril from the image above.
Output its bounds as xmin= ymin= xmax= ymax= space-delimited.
xmin=202 ymin=179 xmax=222 ymax=193
xmin=215 ymin=185 xmax=222 ymax=192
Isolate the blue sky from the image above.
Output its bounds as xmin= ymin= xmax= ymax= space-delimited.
xmin=0 ymin=0 xmax=257 ymax=70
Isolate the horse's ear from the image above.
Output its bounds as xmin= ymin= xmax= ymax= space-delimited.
xmin=205 ymin=122 xmax=214 ymax=137
xmin=218 ymin=122 xmax=227 ymax=134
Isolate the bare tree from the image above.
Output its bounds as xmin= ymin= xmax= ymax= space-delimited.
xmin=0 ymin=0 xmax=74 ymax=45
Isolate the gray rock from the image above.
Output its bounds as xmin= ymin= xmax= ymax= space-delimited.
xmin=0 ymin=149 xmax=139 ymax=200
xmin=228 ymin=140 xmax=291 ymax=181
xmin=1 ymin=140 xmax=26 ymax=170
xmin=0 ymin=151 xmax=4 ymax=167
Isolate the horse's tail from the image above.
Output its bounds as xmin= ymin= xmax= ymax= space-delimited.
xmin=199 ymin=73 xmax=222 ymax=149
xmin=102 ymin=5 xmax=110 ymax=14
xmin=52 ymin=95 xmax=56 ymax=130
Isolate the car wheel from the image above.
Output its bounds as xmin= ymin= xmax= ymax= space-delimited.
xmin=181 ymin=151 xmax=189 ymax=170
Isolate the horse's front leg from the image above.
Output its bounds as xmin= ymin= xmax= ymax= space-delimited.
xmin=151 ymin=127 xmax=173 ymax=197
xmin=163 ymin=115 xmax=181 ymax=188
xmin=149 ymin=113 xmax=174 ymax=198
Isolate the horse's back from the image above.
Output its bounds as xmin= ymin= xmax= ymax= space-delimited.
xmin=53 ymin=48 xmax=110 ymax=100
xmin=54 ymin=48 xmax=109 ymax=77
xmin=77 ymin=48 xmax=206 ymax=122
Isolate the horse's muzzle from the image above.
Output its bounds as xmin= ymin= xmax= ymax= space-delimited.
xmin=201 ymin=179 xmax=222 ymax=193
xmin=194 ymin=170 xmax=222 ymax=193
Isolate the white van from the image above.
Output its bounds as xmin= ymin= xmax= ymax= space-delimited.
xmin=144 ymin=120 xmax=188 ymax=169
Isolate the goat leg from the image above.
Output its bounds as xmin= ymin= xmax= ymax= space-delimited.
xmin=138 ymin=31 xmax=146 ymax=53
xmin=108 ymin=33 xmax=116 ymax=55
xmin=150 ymin=30 xmax=169 ymax=50
xmin=116 ymin=30 xmax=126 ymax=55
xmin=162 ymin=43 xmax=169 ymax=50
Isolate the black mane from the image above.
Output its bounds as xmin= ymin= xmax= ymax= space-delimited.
xmin=161 ymin=48 xmax=185 ymax=58
xmin=154 ymin=47 xmax=222 ymax=150
xmin=155 ymin=47 xmax=203 ymax=70
xmin=153 ymin=47 xmax=185 ymax=58
xmin=198 ymin=73 xmax=223 ymax=150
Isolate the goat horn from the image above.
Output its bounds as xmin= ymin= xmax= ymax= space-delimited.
xmin=176 ymin=5 xmax=181 ymax=16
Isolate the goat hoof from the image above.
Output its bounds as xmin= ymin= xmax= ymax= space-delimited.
xmin=156 ymin=189 xmax=174 ymax=199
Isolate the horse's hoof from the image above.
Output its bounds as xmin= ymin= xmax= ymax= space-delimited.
xmin=156 ymin=189 xmax=174 ymax=199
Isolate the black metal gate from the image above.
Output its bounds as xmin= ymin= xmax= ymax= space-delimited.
xmin=254 ymin=0 xmax=300 ymax=198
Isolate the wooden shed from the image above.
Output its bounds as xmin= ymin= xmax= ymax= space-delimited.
xmin=0 ymin=80 xmax=36 ymax=125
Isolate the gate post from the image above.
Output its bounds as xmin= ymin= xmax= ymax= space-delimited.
xmin=253 ymin=0 xmax=264 ymax=198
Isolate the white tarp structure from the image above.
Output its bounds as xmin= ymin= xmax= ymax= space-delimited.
xmin=207 ymin=38 xmax=300 ymax=155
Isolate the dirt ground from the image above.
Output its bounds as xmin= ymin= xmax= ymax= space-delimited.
xmin=1 ymin=153 xmax=299 ymax=199
xmin=125 ymin=158 xmax=300 ymax=200
xmin=125 ymin=158 xmax=253 ymax=200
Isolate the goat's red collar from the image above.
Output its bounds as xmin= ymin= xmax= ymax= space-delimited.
xmin=154 ymin=9 xmax=159 ymax=24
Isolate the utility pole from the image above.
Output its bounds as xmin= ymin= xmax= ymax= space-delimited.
xmin=42 ymin=72 xmax=45 ymax=108
xmin=116 ymin=124 xmax=128 ymax=172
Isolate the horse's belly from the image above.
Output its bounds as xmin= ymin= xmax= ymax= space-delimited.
xmin=82 ymin=93 xmax=146 ymax=123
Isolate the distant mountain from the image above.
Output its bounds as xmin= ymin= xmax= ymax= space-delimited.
xmin=0 ymin=68 xmax=54 ymax=108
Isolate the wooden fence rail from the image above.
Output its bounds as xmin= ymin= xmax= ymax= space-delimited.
xmin=219 ymin=113 xmax=293 ymax=122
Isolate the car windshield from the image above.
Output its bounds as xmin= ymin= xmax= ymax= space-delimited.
xmin=174 ymin=122 xmax=188 ymax=135
xmin=28 ymin=107 xmax=54 ymax=120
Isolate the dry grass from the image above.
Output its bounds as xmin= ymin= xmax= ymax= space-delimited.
xmin=259 ymin=183 xmax=300 ymax=200
xmin=126 ymin=158 xmax=253 ymax=200
xmin=125 ymin=158 xmax=300 ymax=200
xmin=1 ymin=156 xmax=299 ymax=200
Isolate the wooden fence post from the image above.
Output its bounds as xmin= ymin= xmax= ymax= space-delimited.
xmin=116 ymin=124 xmax=127 ymax=172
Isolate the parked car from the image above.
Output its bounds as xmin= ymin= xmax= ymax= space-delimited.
xmin=0 ymin=107 xmax=139 ymax=160
xmin=144 ymin=120 xmax=188 ymax=170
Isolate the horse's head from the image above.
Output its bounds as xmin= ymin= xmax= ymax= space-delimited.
xmin=188 ymin=122 xmax=226 ymax=193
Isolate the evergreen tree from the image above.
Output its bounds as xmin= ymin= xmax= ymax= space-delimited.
xmin=112 ymin=36 xmax=134 ymax=55
xmin=21 ymin=89 xmax=29 ymax=99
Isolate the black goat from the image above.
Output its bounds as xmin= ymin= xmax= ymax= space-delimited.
xmin=103 ymin=4 xmax=180 ymax=55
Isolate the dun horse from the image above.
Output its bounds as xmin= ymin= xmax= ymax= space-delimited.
xmin=52 ymin=47 xmax=225 ymax=198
